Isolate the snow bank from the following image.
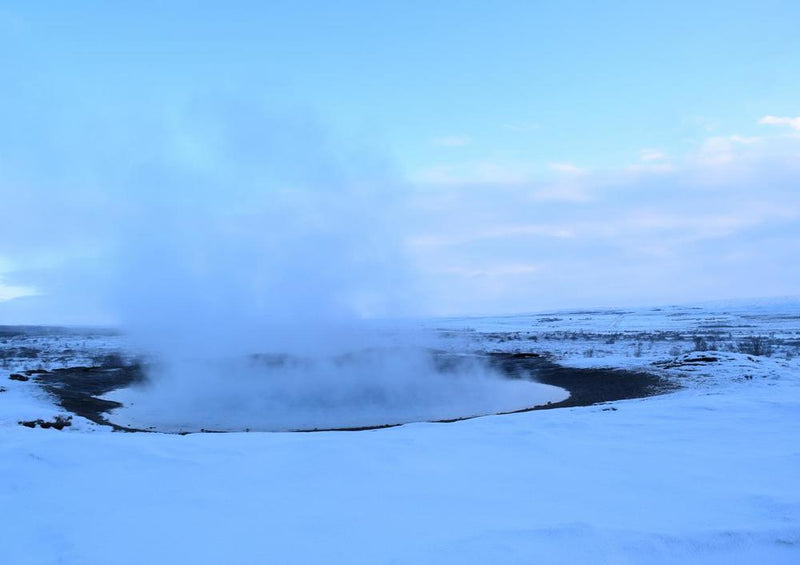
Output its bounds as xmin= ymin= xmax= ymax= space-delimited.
xmin=1 ymin=301 xmax=798 ymax=563
xmin=1 ymin=371 xmax=798 ymax=564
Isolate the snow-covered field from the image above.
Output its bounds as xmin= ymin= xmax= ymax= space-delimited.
xmin=1 ymin=299 xmax=799 ymax=564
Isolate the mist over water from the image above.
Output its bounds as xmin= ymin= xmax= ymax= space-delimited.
xmin=103 ymin=107 xmax=565 ymax=431
xmin=109 ymin=350 xmax=567 ymax=432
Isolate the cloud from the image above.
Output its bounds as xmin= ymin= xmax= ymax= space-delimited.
xmin=759 ymin=115 xmax=800 ymax=132
xmin=640 ymin=149 xmax=666 ymax=162
xmin=433 ymin=135 xmax=471 ymax=147
xmin=412 ymin=161 xmax=532 ymax=185
xmin=4 ymin=106 xmax=800 ymax=321
xmin=0 ymin=282 xmax=38 ymax=302
xmin=437 ymin=263 xmax=540 ymax=278
xmin=683 ymin=115 xmax=717 ymax=132
xmin=502 ymin=121 xmax=540 ymax=133
xmin=408 ymin=224 xmax=574 ymax=248
xmin=693 ymin=135 xmax=763 ymax=167
xmin=407 ymin=128 xmax=800 ymax=314
xmin=626 ymin=162 xmax=674 ymax=174
xmin=548 ymin=162 xmax=587 ymax=175
xmin=530 ymin=183 xmax=591 ymax=203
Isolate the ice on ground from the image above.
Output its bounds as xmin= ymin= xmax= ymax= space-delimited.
xmin=0 ymin=298 xmax=799 ymax=564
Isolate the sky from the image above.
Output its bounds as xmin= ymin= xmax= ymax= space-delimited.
xmin=1 ymin=1 xmax=799 ymax=324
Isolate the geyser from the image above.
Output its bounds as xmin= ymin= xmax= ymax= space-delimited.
xmin=103 ymin=107 xmax=565 ymax=432
xmin=106 ymin=348 xmax=568 ymax=432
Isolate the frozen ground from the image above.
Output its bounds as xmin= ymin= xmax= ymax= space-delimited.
xmin=1 ymin=299 xmax=799 ymax=564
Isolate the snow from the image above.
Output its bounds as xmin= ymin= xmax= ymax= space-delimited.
xmin=427 ymin=297 xmax=800 ymax=372
xmin=0 ymin=379 xmax=63 ymax=427
xmin=1 ymin=300 xmax=799 ymax=564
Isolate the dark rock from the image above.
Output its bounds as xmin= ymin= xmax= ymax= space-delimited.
xmin=684 ymin=356 xmax=719 ymax=363
xmin=508 ymin=352 xmax=541 ymax=359
xmin=9 ymin=373 xmax=29 ymax=382
xmin=18 ymin=416 xmax=72 ymax=430
xmin=33 ymin=363 xmax=146 ymax=432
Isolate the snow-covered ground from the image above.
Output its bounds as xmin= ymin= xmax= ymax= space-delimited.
xmin=1 ymin=299 xmax=799 ymax=564
xmin=427 ymin=297 xmax=800 ymax=369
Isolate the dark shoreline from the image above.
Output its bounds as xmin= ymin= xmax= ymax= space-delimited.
xmin=27 ymin=352 xmax=678 ymax=434
xmin=486 ymin=352 xmax=678 ymax=410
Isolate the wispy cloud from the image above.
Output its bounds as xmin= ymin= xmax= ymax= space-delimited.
xmin=548 ymin=162 xmax=587 ymax=175
xmin=502 ymin=121 xmax=540 ymax=133
xmin=408 ymin=123 xmax=800 ymax=313
xmin=433 ymin=135 xmax=471 ymax=147
xmin=683 ymin=115 xmax=717 ymax=133
xmin=4 ymin=109 xmax=800 ymax=319
xmin=408 ymin=224 xmax=574 ymax=248
xmin=693 ymin=135 xmax=763 ymax=166
xmin=436 ymin=263 xmax=540 ymax=278
xmin=639 ymin=149 xmax=666 ymax=162
xmin=759 ymin=115 xmax=800 ymax=132
xmin=413 ymin=161 xmax=532 ymax=185
xmin=0 ymin=282 xmax=38 ymax=302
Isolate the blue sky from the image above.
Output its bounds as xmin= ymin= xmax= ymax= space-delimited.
xmin=1 ymin=2 xmax=799 ymax=322
xmin=4 ymin=2 xmax=799 ymax=170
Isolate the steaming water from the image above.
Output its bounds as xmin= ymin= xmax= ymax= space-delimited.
xmin=88 ymin=110 xmax=570 ymax=432
xmin=105 ymin=349 xmax=568 ymax=432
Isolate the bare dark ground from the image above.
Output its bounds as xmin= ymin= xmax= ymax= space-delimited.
xmin=32 ymin=365 xmax=146 ymax=432
xmin=28 ymin=352 xmax=678 ymax=433
xmin=484 ymin=352 xmax=678 ymax=411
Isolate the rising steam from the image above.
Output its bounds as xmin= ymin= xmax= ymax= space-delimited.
xmin=101 ymin=104 xmax=565 ymax=431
